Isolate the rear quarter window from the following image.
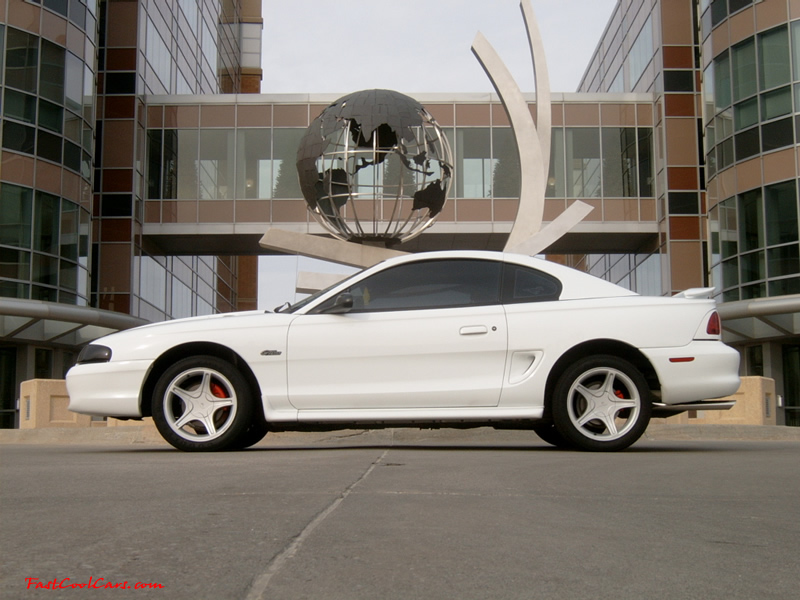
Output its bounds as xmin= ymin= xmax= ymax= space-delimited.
xmin=502 ymin=264 xmax=562 ymax=303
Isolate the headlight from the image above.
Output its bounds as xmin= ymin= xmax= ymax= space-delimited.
xmin=76 ymin=344 xmax=112 ymax=364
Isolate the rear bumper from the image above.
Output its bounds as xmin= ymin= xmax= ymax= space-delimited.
xmin=641 ymin=341 xmax=741 ymax=405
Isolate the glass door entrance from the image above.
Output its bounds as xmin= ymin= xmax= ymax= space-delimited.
xmin=0 ymin=346 xmax=18 ymax=428
xmin=783 ymin=344 xmax=800 ymax=427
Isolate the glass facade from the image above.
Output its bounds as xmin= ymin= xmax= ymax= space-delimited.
xmin=568 ymin=252 xmax=662 ymax=297
xmin=702 ymin=4 xmax=800 ymax=302
xmin=0 ymin=0 xmax=258 ymax=423
xmin=141 ymin=0 xmax=241 ymax=95
xmin=709 ymin=181 xmax=800 ymax=301
xmin=133 ymin=254 xmax=236 ymax=321
xmin=145 ymin=122 xmax=654 ymax=203
xmin=1 ymin=3 xmax=95 ymax=305
xmin=706 ymin=24 xmax=797 ymax=173
xmin=2 ymin=0 xmax=799 ymax=426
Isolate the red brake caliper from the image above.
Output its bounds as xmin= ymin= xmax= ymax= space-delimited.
xmin=210 ymin=381 xmax=228 ymax=398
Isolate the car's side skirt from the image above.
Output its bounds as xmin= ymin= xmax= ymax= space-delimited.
xmin=289 ymin=406 xmax=545 ymax=425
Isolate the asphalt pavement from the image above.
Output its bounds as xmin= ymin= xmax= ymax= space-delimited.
xmin=1 ymin=427 xmax=799 ymax=600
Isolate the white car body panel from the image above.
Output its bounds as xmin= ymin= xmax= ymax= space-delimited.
xmin=65 ymin=359 xmax=151 ymax=417
xmin=639 ymin=344 xmax=741 ymax=404
xmin=66 ymin=251 xmax=741 ymax=445
xmin=286 ymin=305 xmax=507 ymax=409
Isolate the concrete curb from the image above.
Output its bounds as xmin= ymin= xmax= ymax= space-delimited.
xmin=1 ymin=424 xmax=799 ymax=445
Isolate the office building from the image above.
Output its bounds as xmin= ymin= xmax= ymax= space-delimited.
xmin=1 ymin=0 xmax=798 ymax=427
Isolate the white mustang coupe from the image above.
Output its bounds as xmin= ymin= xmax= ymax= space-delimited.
xmin=67 ymin=250 xmax=740 ymax=452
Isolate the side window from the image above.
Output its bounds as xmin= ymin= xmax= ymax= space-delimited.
xmin=319 ymin=259 xmax=502 ymax=313
xmin=502 ymin=264 xmax=561 ymax=303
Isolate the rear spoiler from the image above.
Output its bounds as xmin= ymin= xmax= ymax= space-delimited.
xmin=673 ymin=287 xmax=715 ymax=299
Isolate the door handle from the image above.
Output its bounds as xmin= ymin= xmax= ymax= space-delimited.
xmin=460 ymin=325 xmax=488 ymax=336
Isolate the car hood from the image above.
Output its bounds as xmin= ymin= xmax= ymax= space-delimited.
xmin=87 ymin=310 xmax=295 ymax=357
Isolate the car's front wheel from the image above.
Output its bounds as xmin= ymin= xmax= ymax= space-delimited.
xmin=152 ymin=356 xmax=256 ymax=451
xmin=552 ymin=355 xmax=652 ymax=451
xmin=532 ymin=423 xmax=573 ymax=448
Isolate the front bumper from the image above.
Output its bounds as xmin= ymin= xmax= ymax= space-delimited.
xmin=66 ymin=359 xmax=153 ymax=417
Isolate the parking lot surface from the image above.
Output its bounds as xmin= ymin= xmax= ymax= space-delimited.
xmin=1 ymin=428 xmax=798 ymax=599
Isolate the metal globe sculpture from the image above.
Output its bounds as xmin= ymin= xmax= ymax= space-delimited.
xmin=296 ymin=89 xmax=453 ymax=246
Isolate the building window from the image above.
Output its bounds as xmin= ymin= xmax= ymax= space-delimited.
xmin=601 ymin=127 xmax=638 ymax=197
xmin=739 ymin=189 xmax=764 ymax=252
xmin=34 ymin=348 xmax=53 ymax=379
xmin=734 ymin=127 xmax=760 ymax=161
xmin=198 ymin=129 xmax=235 ymax=200
xmin=491 ymin=128 xmax=520 ymax=198
xmin=710 ymin=0 xmax=727 ymax=28
xmin=236 ymin=128 xmax=272 ymax=199
xmin=734 ymin=97 xmax=757 ymax=131
xmin=546 ymin=129 xmax=566 ymax=198
xmin=669 ymin=192 xmax=699 ymax=215
xmin=64 ymin=52 xmax=84 ymax=112
xmin=760 ymin=86 xmax=791 ymax=121
xmin=765 ymin=180 xmax=798 ymax=246
xmin=456 ymin=128 xmax=492 ymax=198
xmin=272 ymin=129 xmax=304 ymax=199
xmin=2 ymin=121 xmax=36 ymax=154
xmin=566 ymin=128 xmax=601 ymax=198
xmin=664 ymin=70 xmax=694 ymax=92
xmin=0 ymin=185 xmax=33 ymax=249
xmin=714 ymin=50 xmax=732 ymax=111
xmin=146 ymin=17 xmax=172 ymax=92
xmin=4 ymin=88 xmax=36 ymax=124
xmin=758 ymin=26 xmax=790 ymax=92
xmin=5 ymin=28 xmax=38 ymax=94
xmin=732 ymin=38 xmax=756 ymax=102
xmin=768 ymin=245 xmax=800 ymax=278
xmin=761 ymin=117 xmax=793 ymax=152
xmin=629 ymin=15 xmax=653 ymax=87
xmin=39 ymin=40 xmax=65 ymax=104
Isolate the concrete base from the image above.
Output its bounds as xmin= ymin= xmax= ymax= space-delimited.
xmin=19 ymin=379 xmax=105 ymax=429
xmin=652 ymin=376 xmax=777 ymax=426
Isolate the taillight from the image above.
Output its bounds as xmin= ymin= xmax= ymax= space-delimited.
xmin=706 ymin=311 xmax=721 ymax=335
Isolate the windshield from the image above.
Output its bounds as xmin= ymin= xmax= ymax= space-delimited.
xmin=276 ymin=268 xmax=365 ymax=314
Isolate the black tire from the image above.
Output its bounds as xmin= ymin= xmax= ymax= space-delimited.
xmin=551 ymin=355 xmax=651 ymax=452
xmin=229 ymin=417 xmax=269 ymax=450
xmin=152 ymin=355 xmax=255 ymax=452
xmin=532 ymin=423 xmax=573 ymax=448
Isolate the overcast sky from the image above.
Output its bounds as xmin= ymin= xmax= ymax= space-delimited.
xmin=260 ymin=0 xmax=619 ymax=95
xmin=257 ymin=0 xmax=620 ymax=309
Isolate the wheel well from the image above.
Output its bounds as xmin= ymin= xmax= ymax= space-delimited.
xmin=139 ymin=342 xmax=263 ymax=418
xmin=542 ymin=339 xmax=661 ymax=419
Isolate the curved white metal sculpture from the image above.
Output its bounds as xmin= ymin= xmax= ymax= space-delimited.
xmin=473 ymin=0 xmax=592 ymax=255
xmin=260 ymin=0 xmax=593 ymax=274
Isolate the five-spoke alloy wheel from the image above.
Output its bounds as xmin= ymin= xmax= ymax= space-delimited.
xmin=152 ymin=355 xmax=259 ymax=451
xmin=552 ymin=355 xmax=652 ymax=451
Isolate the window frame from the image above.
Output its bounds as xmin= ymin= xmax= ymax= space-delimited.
xmin=309 ymin=258 xmax=563 ymax=314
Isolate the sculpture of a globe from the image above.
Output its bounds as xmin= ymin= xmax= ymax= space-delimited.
xmin=296 ymin=89 xmax=453 ymax=246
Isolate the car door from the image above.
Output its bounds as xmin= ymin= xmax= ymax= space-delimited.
xmin=286 ymin=258 xmax=508 ymax=410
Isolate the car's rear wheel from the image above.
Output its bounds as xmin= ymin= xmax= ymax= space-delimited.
xmin=152 ymin=356 xmax=256 ymax=452
xmin=552 ymin=355 xmax=651 ymax=452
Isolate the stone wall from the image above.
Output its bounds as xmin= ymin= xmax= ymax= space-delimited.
xmin=652 ymin=376 xmax=777 ymax=426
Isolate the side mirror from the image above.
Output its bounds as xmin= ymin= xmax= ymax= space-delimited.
xmin=324 ymin=293 xmax=354 ymax=314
